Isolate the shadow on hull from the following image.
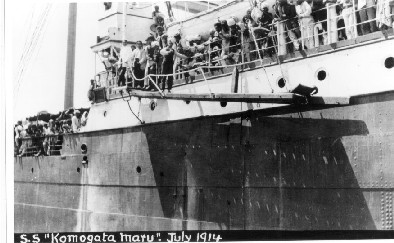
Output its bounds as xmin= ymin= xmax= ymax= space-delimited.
xmin=146 ymin=107 xmax=378 ymax=230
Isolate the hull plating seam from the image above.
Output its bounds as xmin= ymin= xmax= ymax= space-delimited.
xmin=14 ymin=181 xmax=394 ymax=190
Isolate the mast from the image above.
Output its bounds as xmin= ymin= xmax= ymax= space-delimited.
xmin=64 ymin=3 xmax=77 ymax=110
xmin=122 ymin=2 xmax=127 ymax=41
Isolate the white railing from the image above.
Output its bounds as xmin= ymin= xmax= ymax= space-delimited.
xmin=95 ymin=0 xmax=393 ymax=93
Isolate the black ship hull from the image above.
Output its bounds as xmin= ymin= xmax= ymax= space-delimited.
xmin=15 ymin=91 xmax=394 ymax=232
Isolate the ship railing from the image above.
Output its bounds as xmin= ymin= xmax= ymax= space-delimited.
xmin=275 ymin=1 xmax=394 ymax=54
xmin=98 ymin=0 xmax=393 ymax=94
xmin=15 ymin=134 xmax=64 ymax=157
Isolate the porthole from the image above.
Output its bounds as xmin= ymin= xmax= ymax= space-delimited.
xmin=103 ymin=111 xmax=107 ymax=117
xmin=317 ymin=70 xmax=327 ymax=81
xmin=81 ymin=144 xmax=87 ymax=154
xmin=31 ymin=168 xmax=34 ymax=173
xmin=150 ymin=100 xmax=157 ymax=111
xmin=77 ymin=167 xmax=80 ymax=173
xmin=385 ymin=57 xmax=394 ymax=69
xmin=315 ymin=68 xmax=328 ymax=81
xmin=136 ymin=166 xmax=141 ymax=173
xmin=220 ymin=101 xmax=227 ymax=107
xmin=185 ymin=100 xmax=191 ymax=104
xmin=277 ymin=77 xmax=286 ymax=88
xmin=82 ymin=156 xmax=88 ymax=164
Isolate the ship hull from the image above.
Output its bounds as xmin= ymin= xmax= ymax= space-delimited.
xmin=15 ymin=91 xmax=394 ymax=233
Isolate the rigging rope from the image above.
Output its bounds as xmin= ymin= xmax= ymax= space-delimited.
xmin=15 ymin=4 xmax=52 ymax=102
xmin=120 ymin=90 xmax=144 ymax=124
xmin=271 ymin=28 xmax=291 ymax=92
xmin=249 ymin=27 xmax=274 ymax=93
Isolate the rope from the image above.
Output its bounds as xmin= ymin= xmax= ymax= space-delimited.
xmin=271 ymin=22 xmax=291 ymax=92
xmin=199 ymin=67 xmax=213 ymax=96
xmin=120 ymin=90 xmax=144 ymax=124
xmin=15 ymin=4 xmax=52 ymax=102
xmin=249 ymin=26 xmax=274 ymax=93
xmin=147 ymin=76 xmax=165 ymax=97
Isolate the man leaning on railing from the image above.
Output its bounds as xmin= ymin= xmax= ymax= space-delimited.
xmin=274 ymin=0 xmax=301 ymax=52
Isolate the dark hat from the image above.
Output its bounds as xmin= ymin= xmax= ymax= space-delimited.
xmin=214 ymin=22 xmax=222 ymax=28
xmin=145 ymin=35 xmax=155 ymax=41
xmin=156 ymin=26 xmax=164 ymax=32
xmin=174 ymin=32 xmax=181 ymax=38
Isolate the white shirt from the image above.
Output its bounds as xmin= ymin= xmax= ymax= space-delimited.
xmin=357 ymin=0 xmax=375 ymax=9
xmin=119 ymin=45 xmax=133 ymax=65
xmin=338 ymin=0 xmax=353 ymax=8
xmin=71 ymin=115 xmax=80 ymax=133
xmin=43 ymin=127 xmax=53 ymax=135
xmin=130 ymin=48 xmax=147 ymax=68
xmin=81 ymin=112 xmax=88 ymax=126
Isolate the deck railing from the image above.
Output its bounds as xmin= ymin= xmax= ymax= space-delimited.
xmin=94 ymin=0 xmax=393 ymax=97
xmin=15 ymin=134 xmax=64 ymax=157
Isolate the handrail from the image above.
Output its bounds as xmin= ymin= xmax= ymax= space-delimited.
xmin=96 ymin=1 xmax=393 ymax=92
xmin=15 ymin=134 xmax=64 ymax=157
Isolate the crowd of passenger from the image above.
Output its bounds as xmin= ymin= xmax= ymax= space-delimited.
xmin=14 ymin=109 xmax=89 ymax=157
xmin=95 ymin=1 xmax=393 ymax=93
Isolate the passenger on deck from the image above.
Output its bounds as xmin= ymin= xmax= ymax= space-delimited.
xmin=228 ymin=18 xmax=242 ymax=62
xmin=35 ymin=124 xmax=43 ymax=137
xmin=376 ymin=0 xmax=394 ymax=30
xmin=35 ymin=140 xmax=49 ymax=157
xmin=17 ymin=142 xmax=27 ymax=157
xmin=296 ymin=0 xmax=315 ymax=49
xmin=257 ymin=3 xmax=275 ymax=56
xmin=118 ymin=40 xmax=133 ymax=86
xmin=143 ymin=35 xmax=157 ymax=90
xmin=338 ymin=0 xmax=356 ymax=39
xmin=55 ymin=120 xmax=63 ymax=134
xmin=159 ymin=38 xmax=188 ymax=92
xmin=81 ymin=111 xmax=89 ymax=126
xmin=130 ymin=40 xmax=147 ymax=87
xmin=210 ymin=23 xmax=223 ymax=54
xmin=275 ymin=0 xmax=301 ymax=51
xmin=209 ymin=34 xmax=222 ymax=67
xmin=391 ymin=0 xmax=394 ymax=28
xmin=14 ymin=121 xmax=22 ymax=145
xmin=63 ymin=120 xmax=72 ymax=134
xmin=48 ymin=119 xmax=55 ymax=134
xmin=43 ymin=124 xmax=53 ymax=136
xmin=310 ymin=0 xmax=328 ymax=45
xmin=72 ymin=110 xmax=81 ymax=133
xmin=172 ymin=32 xmax=185 ymax=81
xmin=156 ymin=26 xmax=167 ymax=48
xmin=88 ymin=79 xmax=95 ymax=103
xmin=242 ymin=9 xmax=255 ymax=61
xmin=220 ymin=20 xmax=231 ymax=57
xmin=152 ymin=5 xmax=165 ymax=27
xmin=243 ymin=9 xmax=256 ymax=28
xmin=190 ymin=44 xmax=206 ymax=68
xmin=358 ymin=0 xmax=377 ymax=35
